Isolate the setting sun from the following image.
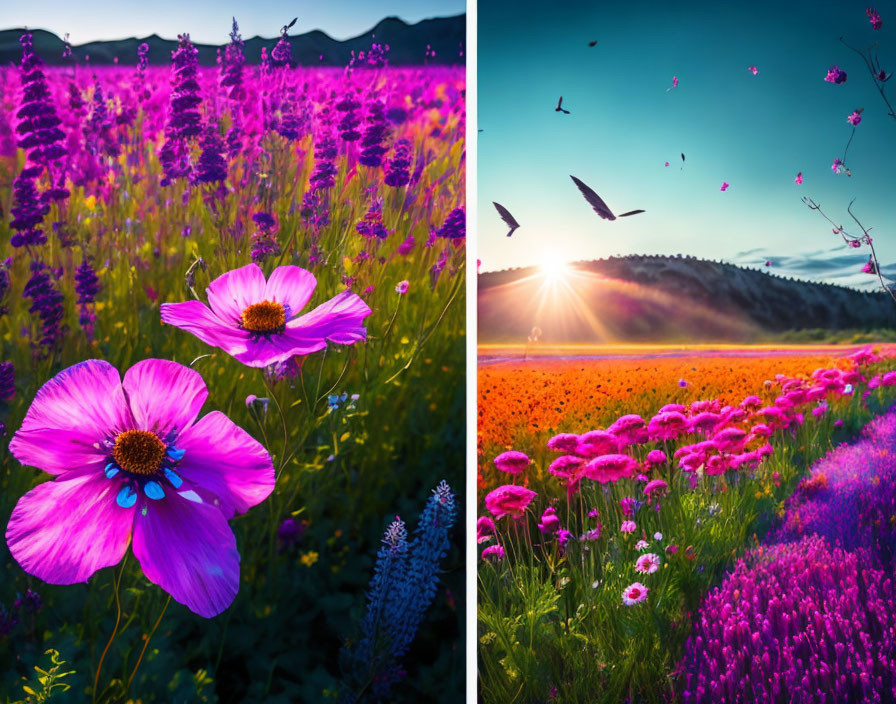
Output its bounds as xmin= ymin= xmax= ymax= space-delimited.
xmin=540 ymin=254 xmax=570 ymax=282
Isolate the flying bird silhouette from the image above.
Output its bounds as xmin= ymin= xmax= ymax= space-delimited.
xmin=588 ymin=40 xmax=598 ymax=47
xmin=569 ymin=176 xmax=645 ymax=220
xmin=555 ymin=96 xmax=570 ymax=114
xmin=492 ymin=202 xmax=520 ymax=237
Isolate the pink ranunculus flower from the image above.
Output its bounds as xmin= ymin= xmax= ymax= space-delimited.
xmin=477 ymin=516 xmax=496 ymax=544
xmin=6 ymin=359 xmax=275 ymax=618
xmin=482 ymin=544 xmax=505 ymax=562
xmin=643 ymin=479 xmax=669 ymax=497
xmin=646 ymin=449 xmax=668 ymax=466
xmin=160 ymin=263 xmax=372 ymax=368
xmin=484 ymin=485 xmax=537 ymax=519
xmin=583 ymin=454 xmax=637 ymax=483
xmin=493 ymin=450 xmax=530 ymax=474
xmin=547 ymin=433 xmax=579 ymax=453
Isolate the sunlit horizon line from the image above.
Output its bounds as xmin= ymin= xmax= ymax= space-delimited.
xmin=478 ymin=255 xmax=885 ymax=294
xmin=480 ymin=267 xmax=761 ymax=346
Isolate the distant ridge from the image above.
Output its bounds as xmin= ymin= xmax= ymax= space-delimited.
xmin=0 ymin=15 xmax=465 ymax=66
xmin=478 ymin=255 xmax=896 ymax=344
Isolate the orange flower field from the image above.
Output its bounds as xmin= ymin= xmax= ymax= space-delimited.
xmin=477 ymin=346 xmax=895 ymax=485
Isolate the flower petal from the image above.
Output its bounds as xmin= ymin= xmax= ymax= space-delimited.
xmin=286 ymin=290 xmax=372 ymax=346
xmin=263 ymin=266 xmax=317 ymax=316
xmin=160 ymin=300 xmax=249 ymax=356
xmin=175 ymin=411 xmax=275 ymax=519
xmin=205 ymin=263 xmax=266 ymax=323
xmin=9 ymin=360 xmax=132 ymax=475
xmin=230 ymin=333 xmax=321 ymax=368
xmin=122 ymin=359 xmax=208 ymax=437
xmin=6 ymin=472 xmax=134 ymax=583
xmin=132 ymin=493 xmax=240 ymax=618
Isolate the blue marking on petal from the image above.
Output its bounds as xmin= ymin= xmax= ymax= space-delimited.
xmin=178 ymin=489 xmax=203 ymax=504
xmin=116 ymin=485 xmax=137 ymax=509
xmin=163 ymin=467 xmax=183 ymax=488
xmin=166 ymin=447 xmax=185 ymax=462
xmin=144 ymin=481 xmax=165 ymax=500
xmin=104 ymin=463 xmax=120 ymax=479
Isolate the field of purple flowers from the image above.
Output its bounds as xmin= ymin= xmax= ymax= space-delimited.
xmin=0 ymin=21 xmax=464 ymax=704
xmin=680 ymin=407 xmax=896 ymax=702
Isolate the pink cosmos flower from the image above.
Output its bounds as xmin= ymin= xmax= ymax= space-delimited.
xmin=795 ymin=172 xmax=803 ymax=185
xmin=484 ymin=485 xmax=537 ymax=519
xmin=620 ymin=520 xmax=637 ymax=533
xmin=6 ymin=359 xmax=275 ymax=617
xmin=583 ymin=454 xmax=637 ymax=483
xmin=825 ymin=65 xmax=847 ymax=84
xmin=395 ymin=280 xmax=409 ymax=294
xmin=867 ymin=8 xmax=882 ymax=30
xmin=748 ymin=66 xmax=758 ymax=75
xmin=720 ymin=182 xmax=730 ymax=191
xmin=481 ymin=544 xmax=505 ymax=562
xmin=160 ymin=263 xmax=371 ymax=368
xmin=635 ymin=553 xmax=660 ymax=574
xmin=622 ymin=582 xmax=649 ymax=605
xmin=493 ymin=450 xmax=530 ymax=474
xmin=847 ymin=109 xmax=863 ymax=126
xmin=477 ymin=516 xmax=496 ymax=544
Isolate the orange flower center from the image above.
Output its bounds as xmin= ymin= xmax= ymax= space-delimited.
xmin=112 ymin=430 xmax=166 ymax=476
xmin=241 ymin=300 xmax=286 ymax=333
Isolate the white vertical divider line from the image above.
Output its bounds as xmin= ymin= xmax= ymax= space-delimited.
xmin=464 ymin=1 xmax=477 ymax=702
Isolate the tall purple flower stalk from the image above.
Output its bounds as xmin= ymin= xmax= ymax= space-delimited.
xmin=356 ymin=201 xmax=389 ymax=240
xmin=384 ymin=139 xmax=412 ymax=187
xmin=680 ymin=536 xmax=896 ymax=703
xmin=10 ymin=166 xmax=49 ymax=248
xmin=250 ymin=212 xmax=280 ymax=263
xmin=220 ymin=18 xmax=246 ymax=101
xmin=160 ymin=34 xmax=202 ymax=185
xmin=336 ymin=93 xmax=362 ymax=142
xmin=436 ymin=207 xmax=465 ymax=240
xmin=16 ymin=33 xmax=67 ymax=169
xmin=358 ymin=100 xmax=389 ymax=167
xmin=0 ymin=361 xmax=14 ymax=402
xmin=310 ymin=129 xmax=338 ymax=192
xmin=23 ymin=261 xmax=66 ymax=354
xmin=195 ymin=126 xmax=228 ymax=184
xmin=74 ymin=257 xmax=100 ymax=336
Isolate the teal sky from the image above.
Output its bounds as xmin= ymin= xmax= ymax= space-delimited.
xmin=478 ymin=0 xmax=896 ymax=287
xmin=5 ymin=0 xmax=464 ymax=44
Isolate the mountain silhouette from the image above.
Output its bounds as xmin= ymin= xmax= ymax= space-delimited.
xmin=478 ymin=255 xmax=896 ymax=344
xmin=0 ymin=15 xmax=464 ymax=66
